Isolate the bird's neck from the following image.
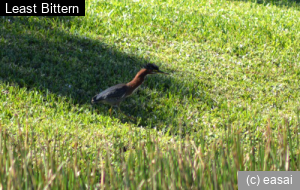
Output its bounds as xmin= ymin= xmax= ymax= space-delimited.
xmin=126 ymin=69 xmax=148 ymax=92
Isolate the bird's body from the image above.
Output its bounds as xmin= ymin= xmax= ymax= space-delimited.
xmin=91 ymin=63 xmax=168 ymax=118
xmin=91 ymin=83 xmax=128 ymax=106
xmin=91 ymin=68 xmax=148 ymax=106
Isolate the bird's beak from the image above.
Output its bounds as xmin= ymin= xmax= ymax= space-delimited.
xmin=156 ymin=70 xmax=169 ymax=75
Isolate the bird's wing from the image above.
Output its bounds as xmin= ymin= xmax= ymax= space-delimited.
xmin=92 ymin=84 xmax=128 ymax=103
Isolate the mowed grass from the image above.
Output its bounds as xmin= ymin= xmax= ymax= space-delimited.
xmin=0 ymin=0 xmax=300 ymax=189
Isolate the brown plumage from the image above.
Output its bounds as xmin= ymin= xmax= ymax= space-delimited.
xmin=91 ymin=63 xmax=168 ymax=117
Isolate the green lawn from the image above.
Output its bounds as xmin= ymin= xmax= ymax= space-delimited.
xmin=0 ymin=0 xmax=299 ymax=189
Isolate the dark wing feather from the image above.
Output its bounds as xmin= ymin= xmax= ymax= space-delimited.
xmin=91 ymin=84 xmax=128 ymax=104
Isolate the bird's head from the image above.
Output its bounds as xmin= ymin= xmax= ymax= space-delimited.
xmin=144 ymin=63 xmax=168 ymax=75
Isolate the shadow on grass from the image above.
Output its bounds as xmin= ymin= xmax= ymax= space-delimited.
xmin=231 ymin=0 xmax=300 ymax=9
xmin=0 ymin=16 xmax=213 ymax=129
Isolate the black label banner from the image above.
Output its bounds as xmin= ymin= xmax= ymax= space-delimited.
xmin=1 ymin=1 xmax=85 ymax=16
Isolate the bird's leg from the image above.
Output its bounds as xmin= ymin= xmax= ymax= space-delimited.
xmin=118 ymin=106 xmax=135 ymax=121
xmin=109 ymin=106 xmax=113 ymax=117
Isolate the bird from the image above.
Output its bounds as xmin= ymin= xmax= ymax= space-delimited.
xmin=91 ymin=63 xmax=168 ymax=118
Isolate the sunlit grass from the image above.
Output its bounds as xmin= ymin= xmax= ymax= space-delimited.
xmin=0 ymin=118 xmax=298 ymax=189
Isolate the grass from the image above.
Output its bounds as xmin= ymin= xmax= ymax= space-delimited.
xmin=0 ymin=0 xmax=300 ymax=189
xmin=0 ymin=122 xmax=297 ymax=189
